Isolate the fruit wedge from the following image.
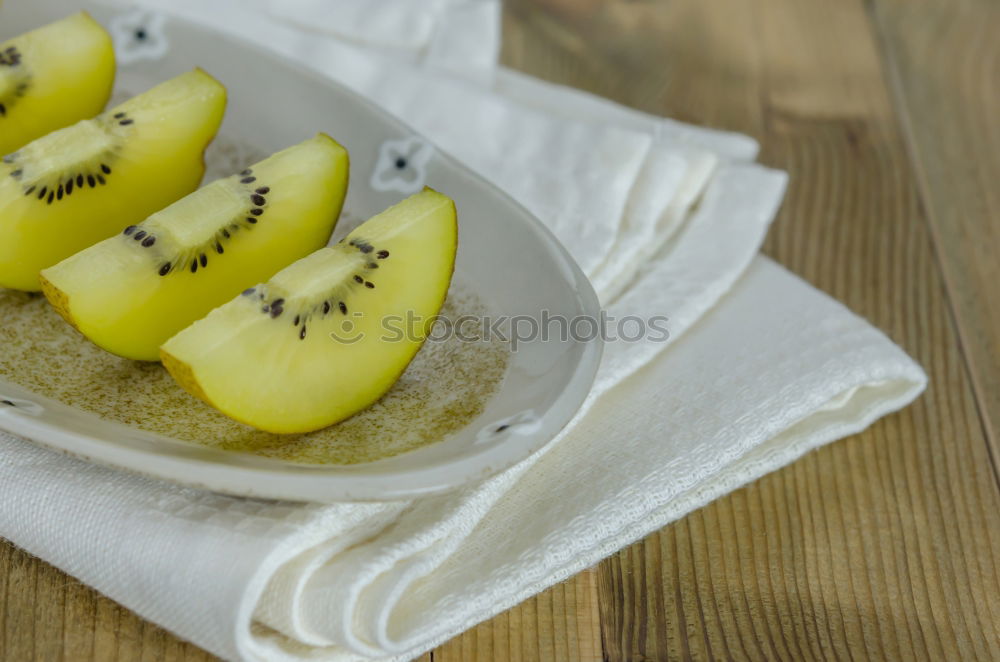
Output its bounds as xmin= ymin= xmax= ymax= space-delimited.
xmin=0 ymin=12 xmax=115 ymax=154
xmin=0 ymin=69 xmax=226 ymax=291
xmin=41 ymin=135 xmax=350 ymax=361
xmin=162 ymin=189 xmax=458 ymax=434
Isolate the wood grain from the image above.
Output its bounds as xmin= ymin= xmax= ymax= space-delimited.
xmin=3 ymin=1 xmax=1000 ymax=660
xmin=0 ymin=541 xmax=217 ymax=661
xmin=434 ymin=570 xmax=603 ymax=662
xmin=870 ymin=0 xmax=1000 ymax=460
xmin=504 ymin=0 xmax=1000 ymax=660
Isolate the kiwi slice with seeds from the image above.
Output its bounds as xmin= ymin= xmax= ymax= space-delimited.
xmin=0 ymin=69 xmax=226 ymax=291
xmin=161 ymin=189 xmax=458 ymax=434
xmin=40 ymin=134 xmax=349 ymax=361
xmin=0 ymin=46 xmax=30 ymax=119
xmin=0 ymin=12 xmax=115 ymax=154
xmin=6 ymin=108 xmax=129 ymax=205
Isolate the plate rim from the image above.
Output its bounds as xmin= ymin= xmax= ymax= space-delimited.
xmin=0 ymin=4 xmax=604 ymax=502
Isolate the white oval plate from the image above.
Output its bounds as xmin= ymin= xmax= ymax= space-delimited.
xmin=0 ymin=2 xmax=602 ymax=501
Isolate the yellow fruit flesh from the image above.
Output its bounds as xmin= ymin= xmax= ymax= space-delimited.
xmin=0 ymin=70 xmax=226 ymax=291
xmin=0 ymin=12 xmax=115 ymax=154
xmin=162 ymin=189 xmax=458 ymax=434
xmin=41 ymin=135 xmax=349 ymax=361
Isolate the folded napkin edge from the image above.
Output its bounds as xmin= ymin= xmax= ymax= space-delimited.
xmin=355 ymin=352 xmax=927 ymax=662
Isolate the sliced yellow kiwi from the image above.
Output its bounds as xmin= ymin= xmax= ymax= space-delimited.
xmin=40 ymin=135 xmax=350 ymax=361
xmin=0 ymin=12 xmax=115 ymax=154
xmin=161 ymin=189 xmax=458 ymax=434
xmin=0 ymin=69 xmax=226 ymax=291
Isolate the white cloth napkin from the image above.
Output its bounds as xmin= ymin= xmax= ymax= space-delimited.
xmin=0 ymin=2 xmax=927 ymax=661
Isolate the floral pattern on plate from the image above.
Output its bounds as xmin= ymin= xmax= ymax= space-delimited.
xmin=109 ymin=9 xmax=168 ymax=65
xmin=370 ymin=136 xmax=435 ymax=195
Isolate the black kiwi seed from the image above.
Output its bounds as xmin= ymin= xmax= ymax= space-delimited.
xmin=159 ymin=263 xmax=171 ymax=276
xmin=134 ymin=230 xmax=146 ymax=241
xmin=124 ymin=225 xmax=137 ymax=236
xmin=240 ymin=169 xmax=251 ymax=176
xmin=199 ymin=253 xmax=207 ymax=268
xmin=113 ymin=112 xmax=125 ymax=119
xmin=251 ymin=194 xmax=266 ymax=206
xmin=37 ymin=186 xmax=46 ymax=200
xmin=300 ymin=326 xmax=307 ymax=340
xmin=366 ymin=262 xmax=378 ymax=269
xmin=376 ymin=250 xmax=390 ymax=259
xmin=293 ymin=315 xmax=300 ymax=326
xmin=66 ymin=180 xmax=73 ymax=195
xmin=23 ymin=185 xmax=34 ymax=196
xmin=190 ymin=259 xmax=198 ymax=273
xmin=255 ymin=186 xmax=269 ymax=194
xmin=119 ymin=119 xmax=134 ymax=126
xmin=240 ymin=176 xmax=255 ymax=184
xmin=96 ymin=174 xmax=106 ymax=186
xmin=46 ymin=191 xmax=54 ymax=204
xmin=272 ymin=298 xmax=285 ymax=307
xmin=246 ymin=217 xmax=257 ymax=224
xmin=10 ymin=169 xmax=21 ymax=178
xmin=360 ymin=244 xmax=373 ymax=254
xmin=222 ymin=229 xmax=231 ymax=239
xmin=215 ymin=242 xmax=224 ymax=254
xmin=101 ymin=164 xmax=111 ymax=175
xmin=353 ymin=275 xmax=363 ymax=283
xmin=142 ymin=236 xmax=155 ymax=248
xmin=56 ymin=186 xmax=64 ymax=200
xmin=76 ymin=175 xmax=83 ymax=187
xmin=87 ymin=175 xmax=96 ymax=188
xmin=322 ymin=301 xmax=331 ymax=314
xmin=270 ymin=306 xmax=283 ymax=319
xmin=339 ymin=301 xmax=347 ymax=314
xmin=364 ymin=281 xmax=375 ymax=289
xmin=250 ymin=208 xmax=263 ymax=216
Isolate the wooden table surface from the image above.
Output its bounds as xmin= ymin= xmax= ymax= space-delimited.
xmin=3 ymin=0 xmax=999 ymax=659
